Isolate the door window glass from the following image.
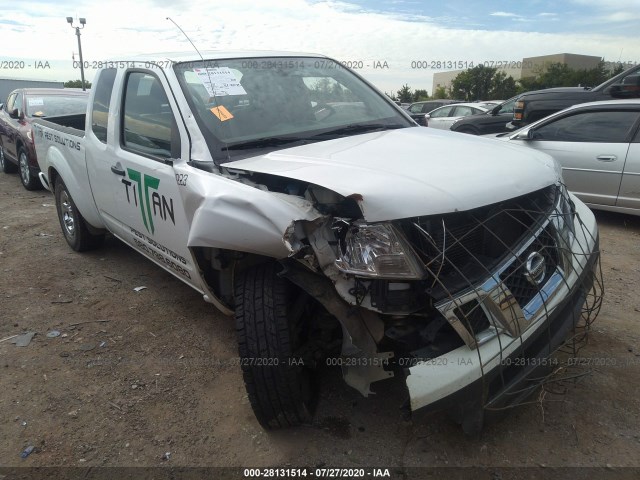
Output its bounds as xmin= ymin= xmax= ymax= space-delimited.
xmin=532 ymin=110 xmax=640 ymax=143
xmin=122 ymin=72 xmax=179 ymax=159
xmin=430 ymin=106 xmax=454 ymax=118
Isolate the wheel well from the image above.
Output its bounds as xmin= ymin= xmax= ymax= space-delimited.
xmin=48 ymin=168 xmax=60 ymax=193
xmin=191 ymin=246 xmax=274 ymax=309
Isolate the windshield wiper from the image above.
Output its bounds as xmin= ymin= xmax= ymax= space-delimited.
xmin=313 ymin=123 xmax=405 ymax=138
xmin=224 ymin=136 xmax=307 ymax=151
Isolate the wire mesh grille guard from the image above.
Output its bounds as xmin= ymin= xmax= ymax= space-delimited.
xmin=397 ymin=184 xmax=603 ymax=408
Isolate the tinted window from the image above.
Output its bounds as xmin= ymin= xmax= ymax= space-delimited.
xmin=453 ymin=106 xmax=476 ymax=116
xmin=430 ymin=106 xmax=454 ymax=118
xmin=422 ymin=103 xmax=441 ymax=113
xmin=499 ymin=98 xmax=516 ymax=114
xmin=25 ymin=95 xmax=87 ymax=118
xmin=532 ymin=110 xmax=640 ymax=143
xmin=122 ymin=72 xmax=179 ymax=159
xmin=91 ymin=68 xmax=117 ymax=143
xmin=619 ymin=73 xmax=640 ymax=97
xmin=408 ymin=103 xmax=423 ymax=113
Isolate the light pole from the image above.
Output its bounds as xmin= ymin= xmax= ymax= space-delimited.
xmin=66 ymin=16 xmax=87 ymax=90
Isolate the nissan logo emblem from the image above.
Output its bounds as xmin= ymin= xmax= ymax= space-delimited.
xmin=524 ymin=251 xmax=546 ymax=286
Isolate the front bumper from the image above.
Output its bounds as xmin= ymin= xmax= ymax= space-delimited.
xmin=405 ymin=197 xmax=602 ymax=431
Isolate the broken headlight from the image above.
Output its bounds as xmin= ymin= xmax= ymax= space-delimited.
xmin=334 ymin=222 xmax=425 ymax=279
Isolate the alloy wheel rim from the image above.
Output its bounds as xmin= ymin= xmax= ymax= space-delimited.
xmin=19 ymin=152 xmax=29 ymax=184
xmin=60 ymin=190 xmax=76 ymax=238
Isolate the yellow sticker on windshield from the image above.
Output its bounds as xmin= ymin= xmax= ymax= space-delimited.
xmin=210 ymin=105 xmax=234 ymax=122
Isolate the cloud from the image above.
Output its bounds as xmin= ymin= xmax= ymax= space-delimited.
xmin=490 ymin=12 xmax=520 ymax=18
xmin=0 ymin=0 xmax=638 ymax=91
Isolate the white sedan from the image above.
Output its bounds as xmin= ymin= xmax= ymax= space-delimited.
xmin=425 ymin=102 xmax=488 ymax=129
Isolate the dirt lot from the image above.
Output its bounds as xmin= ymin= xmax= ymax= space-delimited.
xmin=1 ymin=171 xmax=639 ymax=478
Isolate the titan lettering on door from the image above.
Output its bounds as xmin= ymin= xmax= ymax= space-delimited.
xmin=121 ymin=168 xmax=175 ymax=234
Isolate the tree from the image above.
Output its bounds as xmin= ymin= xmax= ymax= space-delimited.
xmin=64 ymin=79 xmax=91 ymax=89
xmin=433 ymin=86 xmax=448 ymax=99
xmin=396 ymin=84 xmax=413 ymax=103
xmin=611 ymin=63 xmax=626 ymax=76
xmin=490 ymin=71 xmax=518 ymax=99
xmin=517 ymin=61 xmax=611 ymax=93
xmin=412 ymin=89 xmax=429 ymax=102
xmin=451 ymin=65 xmax=506 ymax=101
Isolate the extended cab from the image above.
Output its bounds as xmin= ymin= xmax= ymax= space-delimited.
xmin=511 ymin=64 xmax=640 ymax=128
xmin=34 ymin=52 xmax=602 ymax=433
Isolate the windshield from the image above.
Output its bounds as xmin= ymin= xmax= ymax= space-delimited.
xmin=25 ymin=95 xmax=87 ymax=118
xmin=173 ymin=57 xmax=413 ymax=162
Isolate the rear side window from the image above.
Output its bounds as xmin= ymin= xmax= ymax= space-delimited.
xmin=430 ymin=106 xmax=454 ymax=118
xmin=91 ymin=68 xmax=117 ymax=143
xmin=533 ymin=110 xmax=640 ymax=143
xmin=453 ymin=106 xmax=475 ymax=116
xmin=121 ymin=72 xmax=179 ymax=160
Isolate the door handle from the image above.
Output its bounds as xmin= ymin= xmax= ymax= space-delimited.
xmin=596 ymin=155 xmax=617 ymax=162
xmin=110 ymin=164 xmax=126 ymax=176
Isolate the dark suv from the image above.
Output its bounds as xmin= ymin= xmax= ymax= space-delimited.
xmin=0 ymin=88 xmax=88 ymax=190
xmin=450 ymin=96 xmax=520 ymax=135
xmin=406 ymin=99 xmax=463 ymax=126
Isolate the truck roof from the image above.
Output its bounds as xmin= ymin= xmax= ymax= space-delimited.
xmin=116 ymin=50 xmax=328 ymax=64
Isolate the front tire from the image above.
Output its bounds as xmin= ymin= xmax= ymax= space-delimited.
xmin=54 ymin=176 xmax=104 ymax=251
xmin=18 ymin=147 xmax=42 ymax=190
xmin=0 ymin=145 xmax=18 ymax=173
xmin=235 ymin=263 xmax=315 ymax=429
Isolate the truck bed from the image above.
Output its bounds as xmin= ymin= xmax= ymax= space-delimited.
xmin=34 ymin=113 xmax=85 ymax=137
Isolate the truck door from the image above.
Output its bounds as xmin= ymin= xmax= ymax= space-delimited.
xmin=0 ymin=93 xmax=17 ymax=155
xmin=90 ymin=68 xmax=200 ymax=290
xmin=524 ymin=108 xmax=640 ymax=206
xmin=2 ymin=92 xmax=23 ymax=161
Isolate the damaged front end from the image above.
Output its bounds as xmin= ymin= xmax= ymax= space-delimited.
xmin=283 ymin=182 xmax=602 ymax=431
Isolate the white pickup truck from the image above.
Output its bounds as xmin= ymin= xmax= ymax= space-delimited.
xmin=34 ymin=51 xmax=602 ymax=433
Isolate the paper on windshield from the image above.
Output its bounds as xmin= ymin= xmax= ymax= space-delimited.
xmin=28 ymin=98 xmax=44 ymax=106
xmin=210 ymin=105 xmax=234 ymax=122
xmin=193 ymin=68 xmax=246 ymax=97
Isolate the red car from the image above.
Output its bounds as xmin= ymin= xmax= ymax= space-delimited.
xmin=0 ymin=88 xmax=88 ymax=190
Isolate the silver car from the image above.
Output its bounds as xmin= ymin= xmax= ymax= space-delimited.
xmin=494 ymin=99 xmax=640 ymax=216
xmin=425 ymin=102 xmax=488 ymax=130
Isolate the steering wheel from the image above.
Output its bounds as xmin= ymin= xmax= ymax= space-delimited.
xmin=312 ymin=103 xmax=336 ymax=121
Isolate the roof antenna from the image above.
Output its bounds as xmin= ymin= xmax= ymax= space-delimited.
xmin=166 ymin=17 xmax=230 ymax=167
xmin=167 ymin=17 xmax=204 ymax=62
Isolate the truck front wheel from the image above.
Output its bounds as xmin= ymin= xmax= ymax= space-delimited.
xmin=54 ymin=177 xmax=104 ymax=251
xmin=235 ymin=263 xmax=315 ymax=429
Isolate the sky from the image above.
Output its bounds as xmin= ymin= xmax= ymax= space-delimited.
xmin=0 ymin=0 xmax=639 ymax=94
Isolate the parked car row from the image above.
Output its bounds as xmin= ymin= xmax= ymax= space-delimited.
xmin=491 ymin=99 xmax=640 ymax=216
xmin=0 ymin=88 xmax=88 ymax=190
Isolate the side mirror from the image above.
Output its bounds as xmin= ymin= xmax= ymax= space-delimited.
xmin=424 ymin=113 xmax=431 ymax=119
xmin=512 ymin=129 xmax=532 ymax=140
xmin=0 ymin=103 xmax=3 ymax=111
xmin=9 ymin=108 xmax=20 ymax=119
xmin=490 ymin=105 xmax=501 ymax=115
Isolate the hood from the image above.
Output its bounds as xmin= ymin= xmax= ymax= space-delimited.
xmin=222 ymin=128 xmax=560 ymax=222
